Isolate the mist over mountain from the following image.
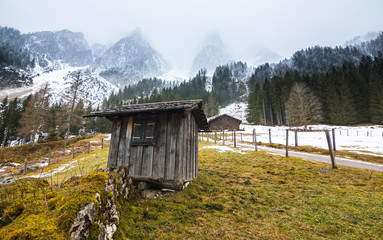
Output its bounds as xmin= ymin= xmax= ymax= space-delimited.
xmin=240 ymin=45 xmax=283 ymax=67
xmin=190 ymin=33 xmax=233 ymax=76
xmin=1 ymin=24 xmax=383 ymax=113
xmin=344 ymin=32 xmax=380 ymax=46
xmin=93 ymin=29 xmax=169 ymax=86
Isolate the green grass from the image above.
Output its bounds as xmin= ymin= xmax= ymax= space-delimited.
xmin=1 ymin=139 xmax=383 ymax=239
xmin=119 ymin=141 xmax=383 ymax=239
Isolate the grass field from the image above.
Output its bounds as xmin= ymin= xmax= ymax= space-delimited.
xmin=119 ymin=141 xmax=383 ymax=239
xmin=1 ymin=137 xmax=383 ymax=239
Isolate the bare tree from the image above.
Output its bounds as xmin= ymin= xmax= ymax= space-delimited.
xmin=61 ymin=71 xmax=87 ymax=146
xmin=285 ymin=82 xmax=322 ymax=129
xmin=63 ymin=72 xmax=83 ymax=146
xmin=19 ymin=83 xmax=51 ymax=146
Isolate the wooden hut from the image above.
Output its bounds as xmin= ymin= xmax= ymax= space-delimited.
xmin=208 ymin=114 xmax=242 ymax=130
xmin=85 ymin=100 xmax=209 ymax=189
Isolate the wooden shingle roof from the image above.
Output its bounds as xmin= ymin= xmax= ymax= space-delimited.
xmin=85 ymin=99 xmax=209 ymax=131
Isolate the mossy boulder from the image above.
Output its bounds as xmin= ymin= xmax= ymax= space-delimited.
xmin=0 ymin=166 xmax=134 ymax=240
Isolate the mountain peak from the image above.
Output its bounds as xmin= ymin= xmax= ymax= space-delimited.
xmin=203 ymin=32 xmax=224 ymax=48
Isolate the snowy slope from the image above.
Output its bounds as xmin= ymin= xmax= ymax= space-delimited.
xmin=218 ymin=102 xmax=248 ymax=122
xmin=15 ymin=65 xmax=118 ymax=108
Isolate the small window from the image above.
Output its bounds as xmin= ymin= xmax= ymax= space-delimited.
xmin=131 ymin=118 xmax=156 ymax=145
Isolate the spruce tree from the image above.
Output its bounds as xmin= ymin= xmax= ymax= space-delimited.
xmin=369 ymin=54 xmax=383 ymax=123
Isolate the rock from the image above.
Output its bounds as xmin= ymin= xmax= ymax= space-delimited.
xmin=143 ymin=189 xmax=162 ymax=199
xmin=318 ymin=168 xmax=331 ymax=174
xmin=138 ymin=181 xmax=148 ymax=191
xmin=70 ymin=202 xmax=96 ymax=240
xmin=69 ymin=166 xmax=134 ymax=240
xmin=161 ymin=188 xmax=175 ymax=193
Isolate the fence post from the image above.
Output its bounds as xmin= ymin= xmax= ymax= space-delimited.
xmin=223 ymin=129 xmax=225 ymax=145
xmin=332 ymin=129 xmax=336 ymax=151
xmin=48 ymin=149 xmax=51 ymax=165
xmin=234 ymin=130 xmax=236 ymax=148
xmin=269 ymin=128 xmax=272 ymax=143
xmin=24 ymin=159 xmax=27 ymax=175
xmin=215 ymin=130 xmax=217 ymax=143
xmin=295 ymin=131 xmax=298 ymax=146
xmin=254 ymin=129 xmax=258 ymax=151
xmin=325 ymin=130 xmax=337 ymax=169
xmin=286 ymin=129 xmax=289 ymax=157
xmin=72 ymin=145 xmax=75 ymax=158
xmin=88 ymin=142 xmax=91 ymax=153
xmin=253 ymin=129 xmax=255 ymax=143
xmin=101 ymin=138 xmax=104 ymax=149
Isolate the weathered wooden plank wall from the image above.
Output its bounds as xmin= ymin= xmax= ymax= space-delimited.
xmin=124 ymin=117 xmax=134 ymax=166
xmin=107 ymin=119 xmax=121 ymax=168
xmin=107 ymin=112 xmax=199 ymax=182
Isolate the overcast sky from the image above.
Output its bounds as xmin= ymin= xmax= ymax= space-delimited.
xmin=1 ymin=0 xmax=383 ymax=71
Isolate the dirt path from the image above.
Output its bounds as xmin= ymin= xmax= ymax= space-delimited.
xmin=203 ymin=138 xmax=383 ymax=172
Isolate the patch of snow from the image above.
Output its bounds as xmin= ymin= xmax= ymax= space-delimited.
xmin=9 ymin=162 xmax=21 ymax=166
xmin=240 ymin=124 xmax=383 ymax=156
xmin=202 ymin=145 xmax=247 ymax=154
xmin=218 ymin=102 xmax=248 ymax=122
xmin=104 ymin=134 xmax=112 ymax=141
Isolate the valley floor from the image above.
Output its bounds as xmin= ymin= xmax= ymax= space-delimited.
xmin=1 ymin=135 xmax=383 ymax=239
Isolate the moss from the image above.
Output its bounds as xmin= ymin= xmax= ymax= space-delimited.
xmin=88 ymin=222 xmax=101 ymax=240
xmin=0 ymin=170 xmax=130 ymax=239
xmin=1 ymin=214 xmax=63 ymax=240
xmin=1 ymin=200 xmax=24 ymax=227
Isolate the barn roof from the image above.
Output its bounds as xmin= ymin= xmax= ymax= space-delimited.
xmin=85 ymin=99 xmax=209 ymax=131
xmin=208 ymin=114 xmax=242 ymax=124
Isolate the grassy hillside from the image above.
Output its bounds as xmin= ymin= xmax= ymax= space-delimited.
xmin=119 ymin=142 xmax=383 ymax=239
xmin=0 ymin=138 xmax=382 ymax=239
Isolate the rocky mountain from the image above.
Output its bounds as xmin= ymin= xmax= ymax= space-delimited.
xmin=24 ymin=29 xmax=93 ymax=67
xmin=93 ymin=29 xmax=169 ymax=86
xmin=190 ymin=32 xmax=233 ymax=76
xmin=0 ymin=26 xmax=171 ymax=106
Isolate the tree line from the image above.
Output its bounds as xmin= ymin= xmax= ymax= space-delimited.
xmin=105 ymin=62 xmax=249 ymax=118
xmin=0 ymin=72 xmax=111 ymax=147
xmin=247 ymin=53 xmax=383 ymax=126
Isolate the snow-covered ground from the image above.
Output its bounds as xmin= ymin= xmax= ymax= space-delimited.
xmin=239 ymin=124 xmax=383 ymax=156
xmin=211 ymin=102 xmax=382 ymax=156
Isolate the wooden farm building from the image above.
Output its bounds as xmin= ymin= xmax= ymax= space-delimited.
xmin=208 ymin=114 xmax=242 ymax=130
xmin=86 ymin=100 xmax=209 ymax=189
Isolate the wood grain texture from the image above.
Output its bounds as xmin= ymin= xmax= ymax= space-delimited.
xmin=117 ymin=117 xmax=128 ymax=166
xmin=108 ymin=119 xmax=121 ymax=168
xmin=124 ymin=116 xmax=134 ymax=167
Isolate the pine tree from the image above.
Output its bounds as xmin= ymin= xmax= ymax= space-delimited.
xmin=204 ymin=93 xmax=219 ymax=117
xmin=326 ymin=70 xmax=357 ymax=124
xmin=369 ymin=53 xmax=383 ymax=123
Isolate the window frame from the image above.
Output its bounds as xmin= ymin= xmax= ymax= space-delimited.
xmin=131 ymin=117 xmax=157 ymax=146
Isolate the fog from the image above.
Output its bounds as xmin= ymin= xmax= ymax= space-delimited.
xmin=1 ymin=0 xmax=382 ymax=71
